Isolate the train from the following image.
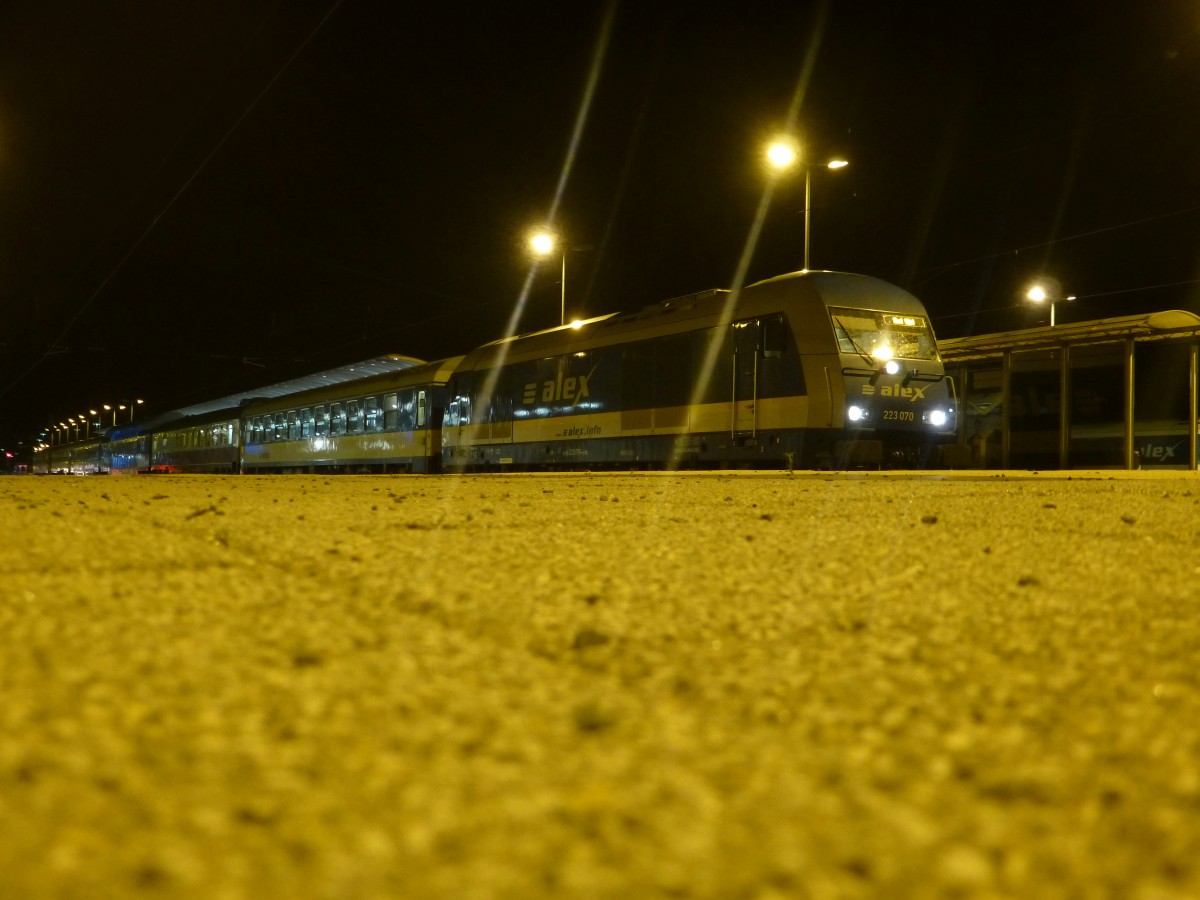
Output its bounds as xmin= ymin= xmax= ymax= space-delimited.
xmin=33 ymin=270 xmax=957 ymax=475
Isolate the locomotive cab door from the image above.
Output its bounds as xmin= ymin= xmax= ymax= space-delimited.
xmin=732 ymin=319 xmax=759 ymax=435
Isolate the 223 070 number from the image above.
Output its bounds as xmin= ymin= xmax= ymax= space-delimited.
xmin=882 ymin=409 xmax=915 ymax=422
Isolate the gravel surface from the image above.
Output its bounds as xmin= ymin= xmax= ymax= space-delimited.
xmin=2 ymin=471 xmax=1199 ymax=899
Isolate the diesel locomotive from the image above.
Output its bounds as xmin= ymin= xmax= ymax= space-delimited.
xmin=442 ymin=270 xmax=954 ymax=469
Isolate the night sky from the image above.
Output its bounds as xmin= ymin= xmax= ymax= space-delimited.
xmin=2 ymin=1 xmax=1199 ymax=450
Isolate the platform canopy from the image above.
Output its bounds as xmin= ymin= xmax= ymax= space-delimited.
xmin=939 ymin=311 xmax=1200 ymax=471
xmin=939 ymin=310 xmax=1200 ymax=362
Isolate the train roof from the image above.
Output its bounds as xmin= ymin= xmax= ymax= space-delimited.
xmin=137 ymin=355 xmax=427 ymax=429
xmin=458 ymin=270 xmax=929 ymax=368
xmin=239 ymin=356 xmax=465 ymax=415
xmin=749 ymin=270 xmax=927 ymax=311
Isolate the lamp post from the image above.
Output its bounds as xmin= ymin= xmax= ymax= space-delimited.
xmin=1026 ymin=284 xmax=1076 ymax=327
xmin=528 ymin=231 xmax=593 ymax=326
xmin=529 ymin=230 xmax=563 ymax=325
xmin=766 ymin=140 xmax=849 ymax=270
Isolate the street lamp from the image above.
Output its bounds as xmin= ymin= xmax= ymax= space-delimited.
xmin=1026 ymin=283 xmax=1076 ymax=327
xmin=528 ymin=230 xmax=591 ymax=327
xmin=766 ymin=139 xmax=849 ymax=271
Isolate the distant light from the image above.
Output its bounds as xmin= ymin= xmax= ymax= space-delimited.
xmin=766 ymin=141 xmax=797 ymax=170
xmin=529 ymin=231 xmax=556 ymax=256
xmin=569 ymin=320 xmax=585 ymax=330
xmin=1027 ymin=286 xmax=1047 ymax=303
xmin=826 ymin=159 xmax=849 ymax=169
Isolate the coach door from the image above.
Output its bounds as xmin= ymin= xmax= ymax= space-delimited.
xmin=416 ymin=390 xmax=429 ymax=457
xmin=732 ymin=319 xmax=759 ymax=435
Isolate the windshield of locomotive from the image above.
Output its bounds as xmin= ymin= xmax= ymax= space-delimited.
xmin=828 ymin=306 xmax=939 ymax=361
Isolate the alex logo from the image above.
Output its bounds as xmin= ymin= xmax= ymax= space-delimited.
xmin=1140 ymin=443 xmax=1178 ymax=460
xmin=860 ymin=384 xmax=927 ymax=401
xmin=523 ymin=364 xmax=597 ymax=406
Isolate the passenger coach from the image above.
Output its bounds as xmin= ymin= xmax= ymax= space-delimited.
xmin=240 ymin=357 xmax=461 ymax=473
xmin=442 ymin=270 xmax=955 ymax=469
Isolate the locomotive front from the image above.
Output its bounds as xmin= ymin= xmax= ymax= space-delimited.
xmin=831 ymin=305 xmax=956 ymax=464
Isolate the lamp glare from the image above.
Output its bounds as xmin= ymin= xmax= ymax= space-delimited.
xmin=767 ymin=142 xmax=797 ymax=169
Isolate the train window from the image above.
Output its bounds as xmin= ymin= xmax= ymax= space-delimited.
xmin=301 ymin=408 xmax=314 ymax=439
xmin=761 ymin=315 xmax=787 ymax=358
xmin=287 ymin=411 xmax=300 ymax=440
xmin=274 ymin=413 xmax=287 ymax=441
xmin=331 ymin=402 xmax=346 ymax=436
xmin=364 ymin=397 xmax=381 ymax=432
xmin=417 ymin=391 xmax=427 ymax=428
xmin=347 ymin=400 xmax=363 ymax=434
xmin=314 ymin=405 xmax=329 ymax=437
xmin=397 ymin=390 xmax=414 ymax=431
xmin=829 ymin=307 xmax=938 ymax=361
xmin=383 ymin=393 xmax=399 ymax=430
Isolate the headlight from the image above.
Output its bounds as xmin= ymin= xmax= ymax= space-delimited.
xmin=927 ymin=409 xmax=947 ymax=427
xmin=884 ymin=359 xmax=901 ymax=376
xmin=848 ymin=405 xmax=866 ymax=422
